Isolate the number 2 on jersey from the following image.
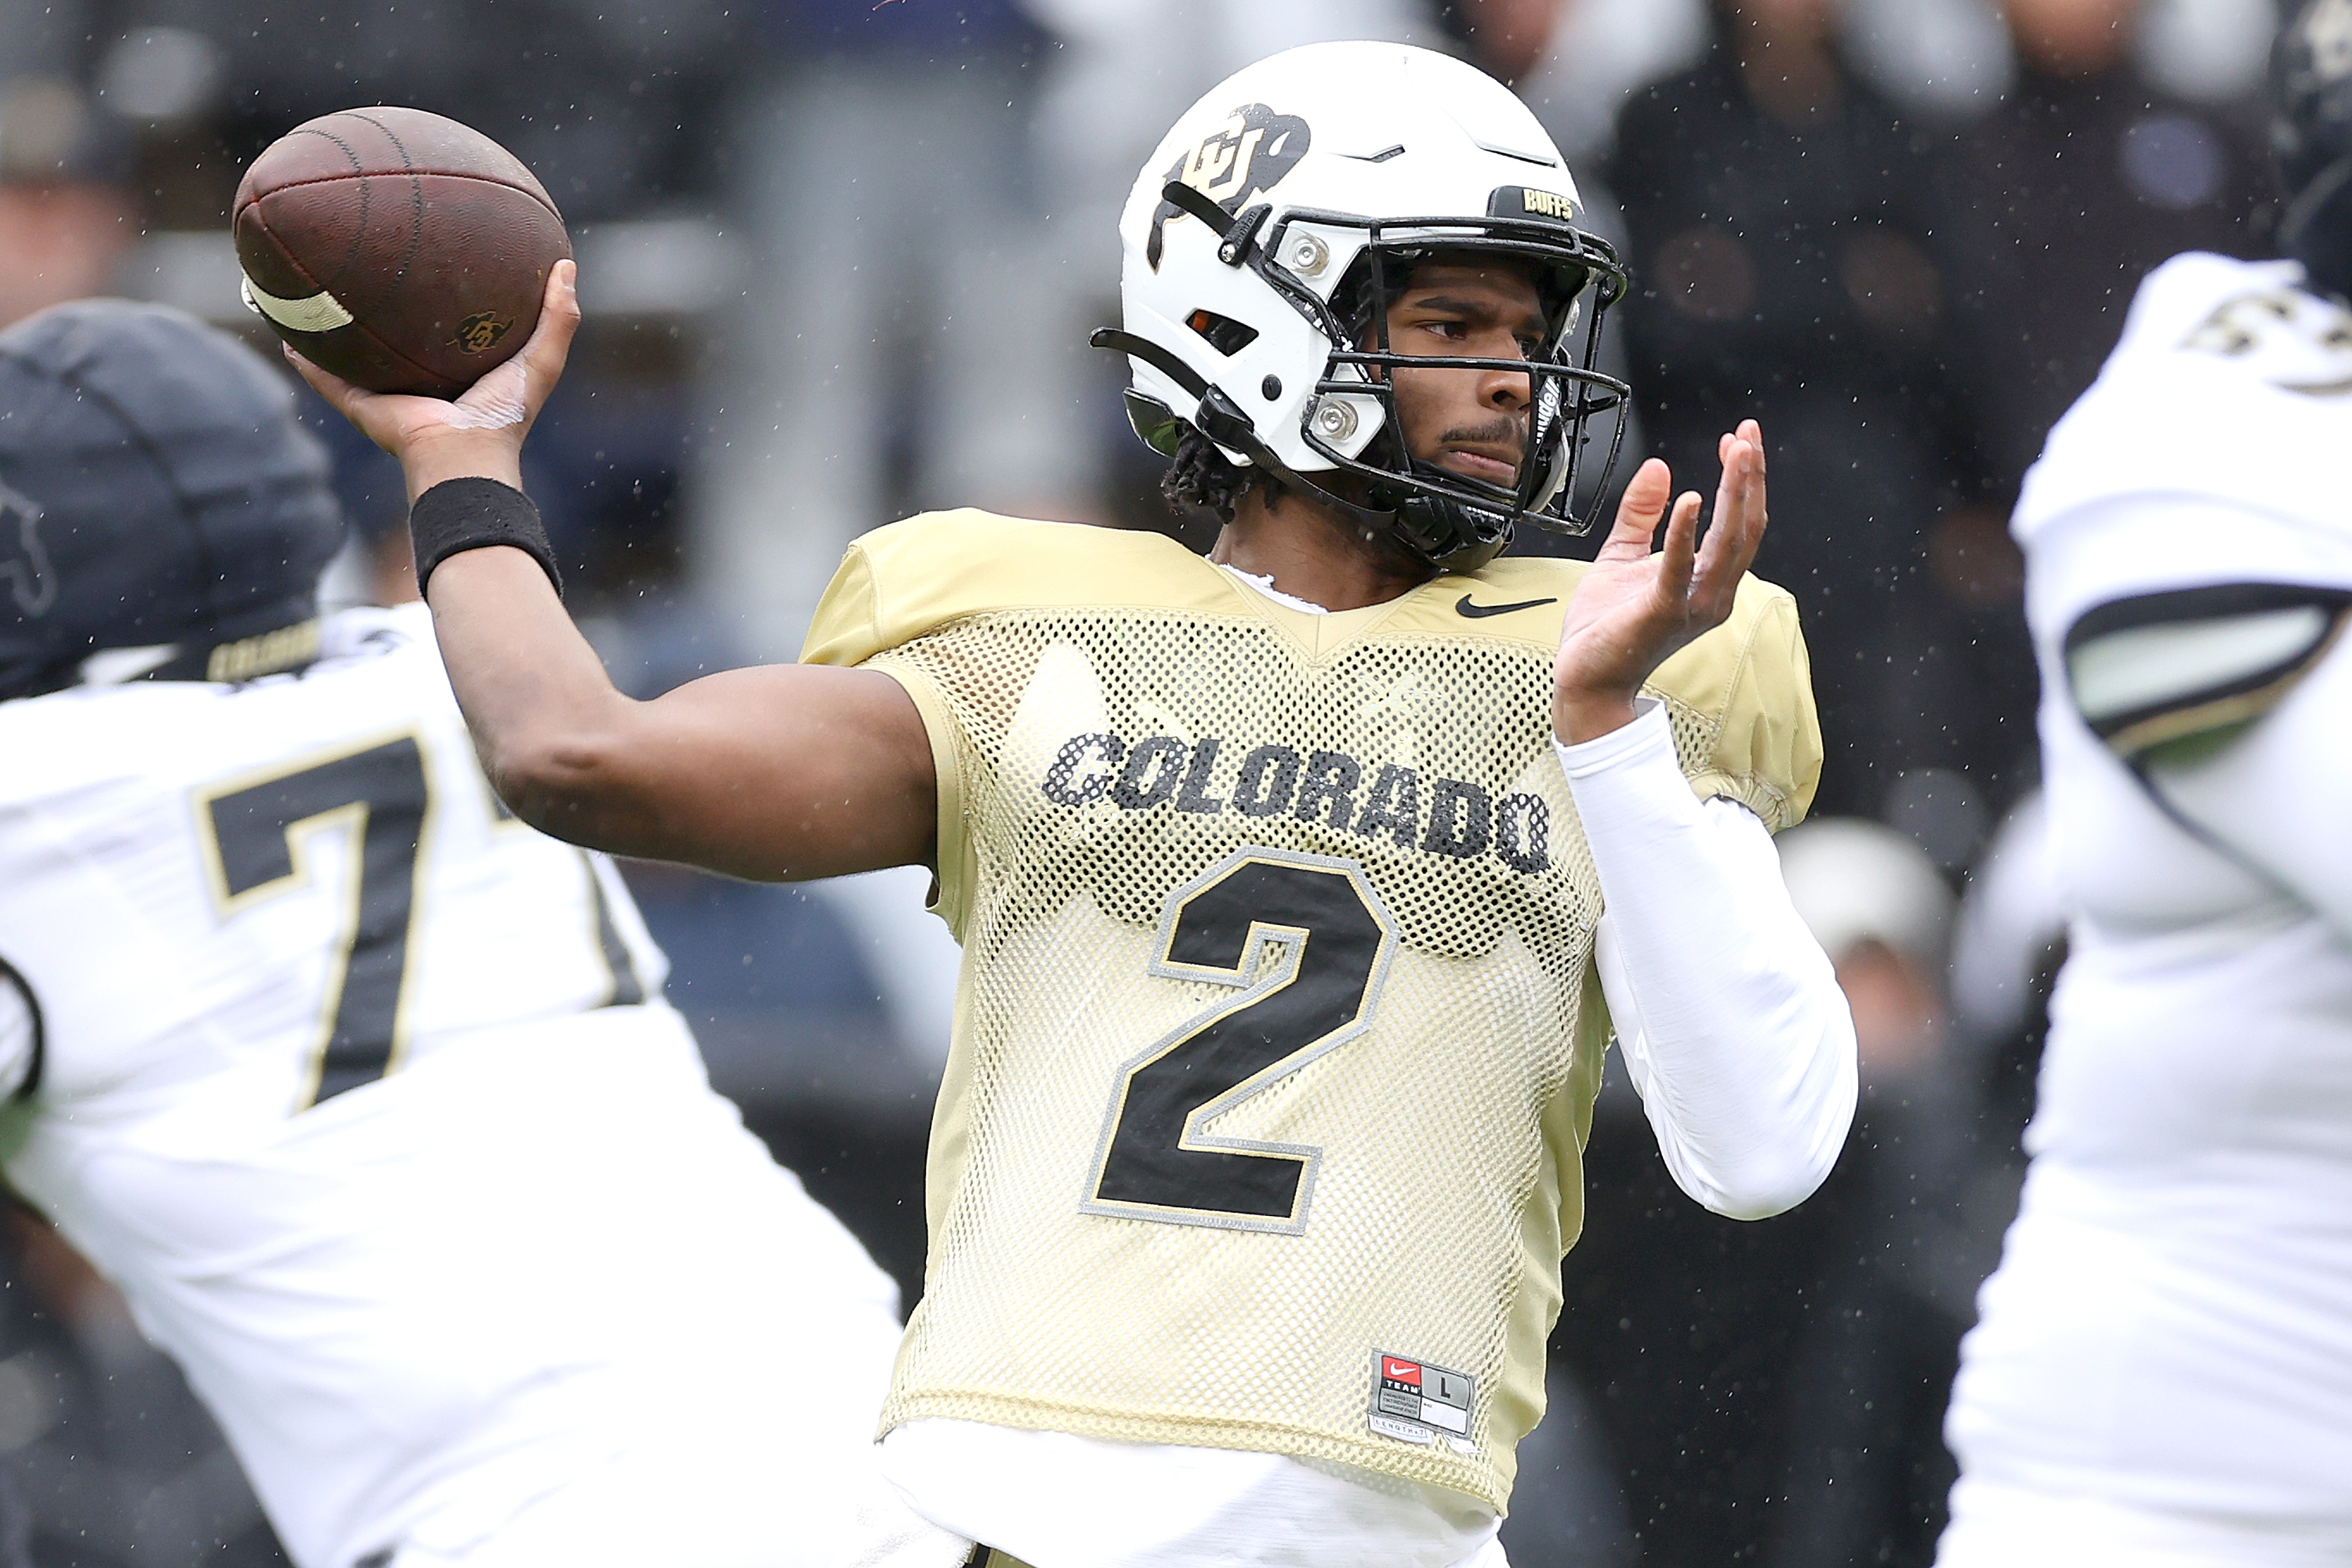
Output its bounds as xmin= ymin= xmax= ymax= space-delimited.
xmin=1083 ymin=848 xmax=1397 ymax=1234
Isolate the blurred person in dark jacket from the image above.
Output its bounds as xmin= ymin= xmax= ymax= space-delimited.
xmin=1922 ymin=0 xmax=2275 ymax=790
xmin=1765 ymin=819 xmax=1980 ymax=1568
xmin=175 ymin=0 xmax=731 ymax=225
xmin=1897 ymin=0 xmax=2280 ymax=901
xmin=1561 ymin=13 xmax=1977 ymax=1562
xmin=1607 ymin=0 xmax=1980 ymax=825
xmin=1944 ymin=0 xmax=2275 ymax=509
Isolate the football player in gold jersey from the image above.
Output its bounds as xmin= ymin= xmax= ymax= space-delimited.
xmin=297 ymin=40 xmax=1857 ymax=1568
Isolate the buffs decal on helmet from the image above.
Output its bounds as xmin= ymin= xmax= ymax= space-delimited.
xmin=1148 ymin=103 xmax=1312 ymax=270
xmin=0 ymin=483 xmax=56 ymax=621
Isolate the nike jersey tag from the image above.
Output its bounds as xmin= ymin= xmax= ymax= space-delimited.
xmin=1455 ymin=595 xmax=1557 ymax=619
xmin=1370 ymin=1352 xmax=1476 ymax=1453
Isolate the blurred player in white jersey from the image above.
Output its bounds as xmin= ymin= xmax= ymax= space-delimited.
xmin=1936 ymin=5 xmax=2352 ymax=1564
xmin=0 ymin=302 xmax=965 ymax=1568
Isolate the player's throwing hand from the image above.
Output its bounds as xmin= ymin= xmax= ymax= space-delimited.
xmin=1553 ymin=419 xmax=1767 ymax=743
xmin=286 ymin=260 xmax=582 ymax=501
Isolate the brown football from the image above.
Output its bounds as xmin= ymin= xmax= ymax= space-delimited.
xmin=233 ymin=107 xmax=571 ymax=397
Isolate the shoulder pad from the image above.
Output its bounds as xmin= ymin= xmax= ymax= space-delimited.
xmin=2066 ymin=583 xmax=2352 ymax=760
xmin=1644 ymin=577 xmax=1821 ymax=831
xmin=2016 ymin=259 xmax=2352 ymax=550
xmin=801 ymin=510 xmax=1220 ymax=667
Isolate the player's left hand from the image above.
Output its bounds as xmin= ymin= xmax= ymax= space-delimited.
xmin=285 ymin=260 xmax=580 ymax=501
xmin=1552 ymin=418 xmax=1766 ymax=743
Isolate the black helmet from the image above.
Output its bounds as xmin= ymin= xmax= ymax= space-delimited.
xmin=2274 ymin=0 xmax=2352 ymax=303
xmin=0 ymin=299 xmax=343 ymax=701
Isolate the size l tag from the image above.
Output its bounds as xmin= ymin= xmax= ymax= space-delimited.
xmin=1370 ymin=1352 xmax=1476 ymax=1453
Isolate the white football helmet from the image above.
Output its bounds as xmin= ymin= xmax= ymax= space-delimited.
xmin=1094 ymin=40 xmax=1630 ymax=572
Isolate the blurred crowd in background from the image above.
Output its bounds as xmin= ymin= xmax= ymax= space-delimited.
xmin=0 ymin=0 xmax=2285 ymax=1563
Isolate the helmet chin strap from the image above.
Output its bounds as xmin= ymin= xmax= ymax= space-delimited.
xmin=1231 ymin=413 xmax=1424 ymax=546
xmin=1091 ymin=325 xmax=1420 ymax=536
xmin=1208 ymin=397 xmax=1484 ymax=575
xmin=1216 ymin=401 xmax=1518 ymax=575
xmin=1388 ymin=488 xmax=1511 ymax=575
xmin=1088 ymin=328 xmax=1526 ymax=572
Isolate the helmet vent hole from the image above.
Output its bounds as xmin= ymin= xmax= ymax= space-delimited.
xmin=1185 ymin=309 xmax=1260 ymax=358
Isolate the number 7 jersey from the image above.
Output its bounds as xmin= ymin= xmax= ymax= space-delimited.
xmin=0 ymin=604 xmax=653 ymax=1116
xmin=804 ymin=511 xmax=1820 ymax=1508
xmin=0 ymin=604 xmax=907 ymax=1568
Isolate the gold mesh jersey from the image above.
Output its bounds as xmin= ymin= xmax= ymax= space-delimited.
xmin=804 ymin=510 xmax=1820 ymax=1511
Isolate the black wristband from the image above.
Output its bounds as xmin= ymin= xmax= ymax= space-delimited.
xmin=408 ymin=477 xmax=563 ymax=598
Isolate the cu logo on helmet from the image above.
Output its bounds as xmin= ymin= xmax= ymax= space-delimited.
xmin=0 ymin=482 xmax=56 ymax=622
xmin=1148 ymin=103 xmax=1312 ymax=268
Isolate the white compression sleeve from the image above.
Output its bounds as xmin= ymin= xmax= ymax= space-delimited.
xmin=1556 ymin=704 xmax=1857 ymax=1219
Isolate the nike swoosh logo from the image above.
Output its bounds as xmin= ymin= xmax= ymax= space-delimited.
xmin=1454 ymin=594 xmax=1558 ymax=619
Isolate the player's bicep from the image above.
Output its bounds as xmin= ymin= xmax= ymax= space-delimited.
xmin=2064 ymin=583 xmax=2352 ymax=764
xmin=536 ymin=662 xmax=938 ymax=883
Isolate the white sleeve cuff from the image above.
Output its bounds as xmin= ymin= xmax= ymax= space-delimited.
xmin=1552 ymin=697 xmax=1675 ymax=781
xmin=1553 ymin=706 xmax=1857 ymax=1219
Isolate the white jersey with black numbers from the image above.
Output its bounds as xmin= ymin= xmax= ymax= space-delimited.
xmin=1944 ymin=253 xmax=2352 ymax=1546
xmin=0 ymin=605 xmax=928 ymax=1568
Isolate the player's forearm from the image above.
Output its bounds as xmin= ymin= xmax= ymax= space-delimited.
xmin=419 ymin=546 xmax=651 ymax=844
xmin=397 ymin=427 xmax=523 ymax=503
xmin=423 ymin=549 xmax=938 ymax=879
xmin=1560 ymin=706 xmax=1857 ymax=1219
